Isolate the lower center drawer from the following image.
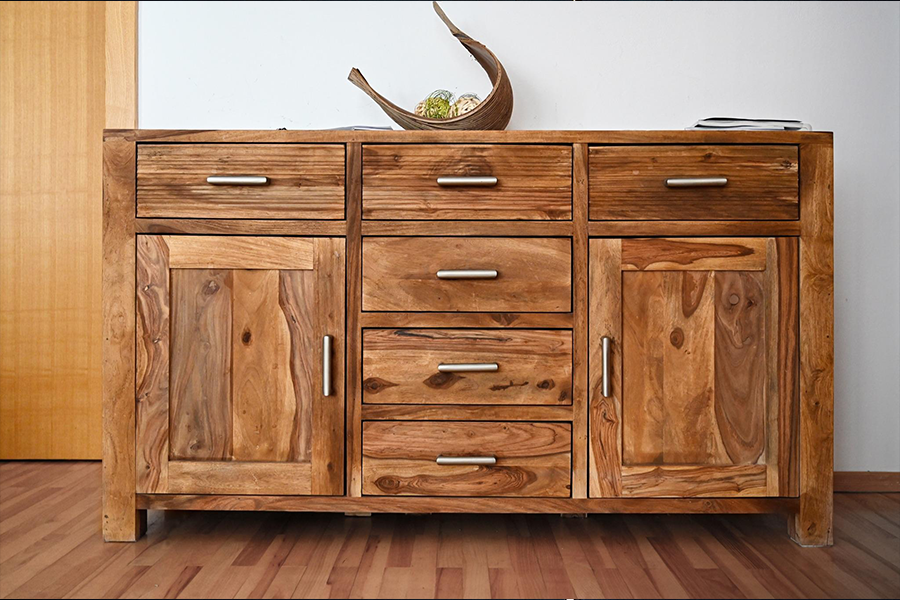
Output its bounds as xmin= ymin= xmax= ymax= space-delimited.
xmin=362 ymin=421 xmax=572 ymax=497
xmin=362 ymin=329 xmax=573 ymax=405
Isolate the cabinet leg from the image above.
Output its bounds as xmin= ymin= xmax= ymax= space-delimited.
xmin=103 ymin=508 xmax=147 ymax=542
xmin=788 ymin=496 xmax=833 ymax=547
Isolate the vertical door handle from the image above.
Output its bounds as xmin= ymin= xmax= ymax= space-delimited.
xmin=322 ymin=335 xmax=333 ymax=397
xmin=601 ymin=336 xmax=612 ymax=398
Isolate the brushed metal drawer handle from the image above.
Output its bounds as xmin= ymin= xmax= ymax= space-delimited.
xmin=665 ymin=177 xmax=728 ymax=188
xmin=436 ymin=176 xmax=498 ymax=187
xmin=601 ymin=336 xmax=612 ymax=398
xmin=436 ymin=269 xmax=498 ymax=279
xmin=436 ymin=456 xmax=497 ymax=466
xmin=437 ymin=363 xmax=499 ymax=373
xmin=206 ymin=175 xmax=270 ymax=186
xmin=322 ymin=335 xmax=332 ymax=397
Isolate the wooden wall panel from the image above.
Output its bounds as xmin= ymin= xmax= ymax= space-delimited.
xmin=1 ymin=1 xmax=136 ymax=459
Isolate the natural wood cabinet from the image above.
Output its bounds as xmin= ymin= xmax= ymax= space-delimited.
xmin=134 ymin=235 xmax=344 ymax=496
xmin=103 ymin=130 xmax=833 ymax=547
xmin=589 ymin=238 xmax=798 ymax=498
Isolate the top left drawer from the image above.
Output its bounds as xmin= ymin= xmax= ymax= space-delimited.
xmin=136 ymin=144 xmax=345 ymax=219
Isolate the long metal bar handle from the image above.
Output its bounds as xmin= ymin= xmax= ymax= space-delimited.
xmin=665 ymin=177 xmax=728 ymax=188
xmin=601 ymin=336 xmax=612 ymax=398
xmin=322 ymin=335 xmax=332 ymax=397
xmin=206 ymin=175 xmax=270 ymax=186
xmin=436 ymin=456 xmax=497 ymax=466
xmin=436 ymin=269 xmax=498 ymax=280
xmin=437 ymin=363 xmax=499 ymax=373
xmin=436 ymin=176 xmax=498 ymax=187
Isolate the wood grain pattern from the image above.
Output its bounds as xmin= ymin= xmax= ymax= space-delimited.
xmin=137 ymin=218 xmax=347 ymax=236
xmin=362 ymin=237 xmax=571 ymax=312
xmin=775 ymin=238 xmax=801 ymax=496
xmin=588 ymin=220 xmax=802 ymax=237
xmin=359 ymin=311 xmax=573 ymax=329
xmin=231 ymin=270 xmax=315 ymax=462
xmin=362 ymin=329 xmax=572 ymax=405
xmin=169 ymin=269 xmax=233 ymax=460
xmin=164 ymin=235 xmax=314 ymax=269
xmin=104 ymin=1 xmax=137 ymax=130
xmin=312 ymin=237 xmax=346 ymax=495
xmin=621 ymin=237 xmax=767 ymax=271
xmin=620 ymin=465 xmax=768 ymax=497
xmin=571 ymin=143 xmax=590 ymax=499
xmin=107 ymin=129 xmax=833 ymax=145
xmin=834 ymin=471 xmax=900 ymax=493
xmin=133 ymin=235 xmax=345 ymax=496
xmin=17 ymin=462 xmax=898 ymax=599
xmin=362 ymin=145 xmax=571 ymax=220
xmin=362 ymin=422 xmax=571 ymax=497
xmin=591 ymin=237 xmax=799 ymax=500
xmin=101 ymin=137 xmax=143 ymax=540
xmin=362 ymin=220 xmax=574 ymax=237
xmin=588 ymin=239 xmax=623 ymax=498
xmin=790 ymin=141 xmax=834 ymax=547
xmin=135 ymin=235 xmax=170 ymax=493
xmin=589 ymin=145 xmax=799 ymax=220
xmin=622 ymin=270 xmax=725 ymax=465
xmin=347 ymin=2 xmax=513 ymax=131
xmin=136 ymin=144 xmax=345 ymax=219
xmin=360 ymin=405 xmax=573 ymax=421
xmin=2 ymin=0 xmax=106 ymax=461
xmin=714 ymin=271 xmax=766 ymax=464
xmin=167 ymin=461 xmax=312 ymax=495
xmin=346 ymin=143 xmax=364 ymax=498
xmin=104 ymin=130 xmax=833 ymax=546
xmin=136 ymin=492 xmax=797 ymax=515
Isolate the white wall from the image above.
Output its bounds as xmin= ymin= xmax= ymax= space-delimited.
xmin=139 ymin=1 xmax=900 ymax=472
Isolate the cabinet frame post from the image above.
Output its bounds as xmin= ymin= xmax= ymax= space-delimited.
xmin=102 ymin=136 xmax=144 ymax=541
xmin=789 ymin=141 xmax=835 ymax=547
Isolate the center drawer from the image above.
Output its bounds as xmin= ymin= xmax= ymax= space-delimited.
xmin=362 ymin=329 xmax=573 ymax=405
xmin=362 ymin=144 xmax=572 ymax=220
xmin=362 ymin=421 xmax=572 ymax=497
xmin=362 ymin=237 xmax=572 ymax=312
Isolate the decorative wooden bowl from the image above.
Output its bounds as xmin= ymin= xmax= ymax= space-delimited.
xmin=348 ymin=2 xmax=513 ymax=131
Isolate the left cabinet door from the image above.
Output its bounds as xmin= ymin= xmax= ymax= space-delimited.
xmin=135 ymin=236 xmax=345 ymax=495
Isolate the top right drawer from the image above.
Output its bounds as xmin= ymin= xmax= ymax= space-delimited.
xmin=589 ymin=145 xmax=799 ymax=220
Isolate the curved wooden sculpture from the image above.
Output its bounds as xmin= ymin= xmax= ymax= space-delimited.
xmin=348 ymin=2 xmax=513 ymax=130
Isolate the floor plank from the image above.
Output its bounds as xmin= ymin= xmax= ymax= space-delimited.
xmin=0 ymin=461 xmax=898 ymax=599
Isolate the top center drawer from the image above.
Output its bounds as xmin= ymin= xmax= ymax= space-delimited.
xmin=362 ymin=145 xmax=572 ymax=220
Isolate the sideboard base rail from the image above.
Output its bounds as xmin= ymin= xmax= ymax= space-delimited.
xmin=136 ymin=495 xmax=797 ymax=515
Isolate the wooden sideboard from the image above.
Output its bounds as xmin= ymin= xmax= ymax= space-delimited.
xmin=102 ymin=130 xmax=833 ymax=546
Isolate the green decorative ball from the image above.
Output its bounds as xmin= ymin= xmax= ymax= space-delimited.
xmin=423 ymin=90 xmax=454 ymax=119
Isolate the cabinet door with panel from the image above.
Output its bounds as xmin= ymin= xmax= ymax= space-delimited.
xmin=589 ymin=238 xmax=799 ymax=498
xmin=134 ymin=236 xmax=345 ymax=495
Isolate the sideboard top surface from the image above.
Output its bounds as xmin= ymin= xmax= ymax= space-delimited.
xmin=105 ymin=129 xmax=833 ymax=145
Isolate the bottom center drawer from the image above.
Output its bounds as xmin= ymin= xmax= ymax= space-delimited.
xmin=362 ymin=421 xmax=572 ymax=497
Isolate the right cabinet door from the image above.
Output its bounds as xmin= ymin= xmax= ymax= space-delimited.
xmin=589 ymin=238 xmax=799 ymax=498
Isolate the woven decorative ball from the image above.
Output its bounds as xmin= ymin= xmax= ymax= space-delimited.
xmin=451 ymin=94 xmax=481 ymax=117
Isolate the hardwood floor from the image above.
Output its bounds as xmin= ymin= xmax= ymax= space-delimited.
xmin=0 ymin=462 xmax=897 ymax=599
